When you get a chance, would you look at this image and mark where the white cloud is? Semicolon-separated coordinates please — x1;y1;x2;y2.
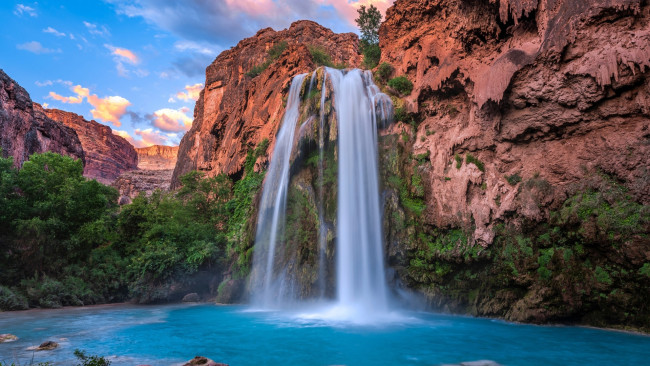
176;83;203;102
83;21;111;37
150;107;193;132
35;80;53;87
47;84;131;127
14;4;37;17
16;41;61;54
43;27;66;37
174;40;220;56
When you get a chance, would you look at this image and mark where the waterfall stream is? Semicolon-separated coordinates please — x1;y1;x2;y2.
252;68;393;320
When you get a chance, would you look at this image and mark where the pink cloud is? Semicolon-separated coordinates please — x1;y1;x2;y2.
47;84;130;127
176;83;203;102
151;107;193;132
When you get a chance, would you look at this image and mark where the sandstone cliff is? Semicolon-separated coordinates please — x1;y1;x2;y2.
136;145;178;170
377;0;650;330
45;109;137;184
379;0;650;245
0;69;84;166
171;20;362;188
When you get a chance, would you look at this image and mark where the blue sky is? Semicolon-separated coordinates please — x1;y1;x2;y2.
0;0;393;147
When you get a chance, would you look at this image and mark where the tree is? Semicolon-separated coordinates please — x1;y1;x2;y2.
355;4;382;45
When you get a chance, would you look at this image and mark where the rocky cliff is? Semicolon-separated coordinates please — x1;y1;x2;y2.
0;69;84;166
171;20;362;188
136;145;178;170
44;109;137;184
376;0;650;330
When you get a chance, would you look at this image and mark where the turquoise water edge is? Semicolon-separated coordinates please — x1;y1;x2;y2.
1;304;649;365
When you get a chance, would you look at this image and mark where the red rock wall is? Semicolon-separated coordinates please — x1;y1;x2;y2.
171;20;362;188
379;0;650;244
45;109;138;184
0;69;85;167
136;145;178;170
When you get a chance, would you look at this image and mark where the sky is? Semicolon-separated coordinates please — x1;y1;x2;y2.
0;0;394;148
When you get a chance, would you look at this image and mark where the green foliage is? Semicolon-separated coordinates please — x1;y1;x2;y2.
355;4;381;44
594;266;613;285
376;62;393;81
505;173;522;186
0;285;28;310
388;76;413;96
308;45;334;67
361;41;381;69
387;175;425;216
245;41;289;78
465;153;485;172
454;154;463;169
74;349;111;366
639;263;650;278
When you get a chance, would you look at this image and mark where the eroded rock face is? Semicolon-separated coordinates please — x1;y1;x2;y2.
136;145;178;170
380;0;650;245
0;70;84;167
44;109;137;184
112;169;174;204
172;20;362;188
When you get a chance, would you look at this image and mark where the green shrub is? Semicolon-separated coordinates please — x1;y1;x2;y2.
267;41;288;59
465;153;485;172
308;45;334;67
595;266;613;285
0;285;28;310
246;41;289;78
376;62;393;81
455;154;463;169
361;41;381;69
639;263;650;278
505;173;522;185
388;76;413;95
74;349;111;366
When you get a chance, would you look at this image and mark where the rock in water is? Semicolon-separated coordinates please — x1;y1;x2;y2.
182;293;200;302
0;334;18;343
35;340;58;351
182;356;228;366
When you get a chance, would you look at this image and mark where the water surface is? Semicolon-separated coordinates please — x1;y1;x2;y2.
0;304;648;365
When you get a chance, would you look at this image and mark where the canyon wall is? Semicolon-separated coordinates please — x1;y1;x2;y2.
0;69;84;166
136;145;178;170
377;0;650;330
171;20;362;188
45;109;138;184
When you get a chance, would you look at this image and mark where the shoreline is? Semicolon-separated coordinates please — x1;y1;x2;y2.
2;301;648;336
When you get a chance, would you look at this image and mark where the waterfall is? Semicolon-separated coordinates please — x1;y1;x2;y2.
251;73;307;306
251;68;392;318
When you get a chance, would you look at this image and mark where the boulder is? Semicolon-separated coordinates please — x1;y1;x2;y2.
182;293;201;303
0;334;18;343
182;356;228;366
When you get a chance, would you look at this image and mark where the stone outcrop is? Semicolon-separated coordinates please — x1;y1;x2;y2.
45;109;138;184
379;0;650;245
0;334;18;343
136;145;178;170
0;69;84;167
171;20;362;188
182;356;228;366
112;169;174;204
377;0;650;330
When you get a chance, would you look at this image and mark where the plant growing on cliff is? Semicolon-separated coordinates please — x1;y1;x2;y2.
308;45;334;67
376;62;393;81
465;153;485;172
245;41;289;78
388;76;413;96
355;4;382;69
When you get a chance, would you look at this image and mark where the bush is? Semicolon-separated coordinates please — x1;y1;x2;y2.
246;41;289;78
308;45;334;67
361;42;381;69
0;285;28;310
376;62;393;81
388;76;413;95
74;349;111;366
505;173;522;185
465;153;485;172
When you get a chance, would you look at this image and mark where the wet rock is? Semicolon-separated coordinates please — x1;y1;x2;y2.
182;293;200;303
182;356;228;366
35;341;58;351
0;334;18;343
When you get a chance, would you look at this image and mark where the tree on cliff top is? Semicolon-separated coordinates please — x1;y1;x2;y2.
355;4;381;45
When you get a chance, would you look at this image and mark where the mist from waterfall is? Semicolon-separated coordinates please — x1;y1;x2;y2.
251;68;393;321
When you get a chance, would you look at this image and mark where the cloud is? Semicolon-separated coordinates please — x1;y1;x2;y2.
88;95;131;127
14;4;37;17
105;45;146;77
16;41;61;54
149;107;193;132
133;128;171;147
42;103;49;109
109;0;394;47
174;40;220;56
172;54;214;77
83;21;111;37
43;27;66;37
176;83;203;102
35;80;53;87
105;45;139;64
46;84;130;127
